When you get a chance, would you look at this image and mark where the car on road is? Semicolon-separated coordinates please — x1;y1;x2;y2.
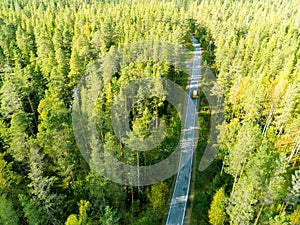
192;89;197;99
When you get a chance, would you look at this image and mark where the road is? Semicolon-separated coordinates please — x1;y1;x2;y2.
166;37;201;225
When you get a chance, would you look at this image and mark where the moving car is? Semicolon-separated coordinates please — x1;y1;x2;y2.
192;89;197;99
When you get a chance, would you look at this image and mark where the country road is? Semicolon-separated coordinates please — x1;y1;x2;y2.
166;37;202;225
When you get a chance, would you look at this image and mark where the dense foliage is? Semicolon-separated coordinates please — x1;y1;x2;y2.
0;0;193;224
0;0;299;224
193;0;300;224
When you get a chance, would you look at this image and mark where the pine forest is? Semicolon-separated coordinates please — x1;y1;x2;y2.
0;0;299;224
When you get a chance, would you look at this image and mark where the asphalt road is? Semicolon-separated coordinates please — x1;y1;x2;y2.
166;37;201;225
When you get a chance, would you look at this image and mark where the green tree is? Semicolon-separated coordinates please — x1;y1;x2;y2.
290;205;300;225
20;140;64;225
208;187;227;225
100;206;120;225
65;200;91;225
147;182;168;217
0;194;20;225
9;112;32;161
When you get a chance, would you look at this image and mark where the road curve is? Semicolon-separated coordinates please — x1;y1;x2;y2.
166;37;201;225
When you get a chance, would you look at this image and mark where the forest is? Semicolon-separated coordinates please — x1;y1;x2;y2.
0;0;299;224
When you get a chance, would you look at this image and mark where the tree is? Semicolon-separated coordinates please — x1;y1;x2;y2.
147;182;168;217
290;205;300;225
20;140;64;225
65;200;91;225
100;206;120;225
268;214;290;225
0;155;10;193
222;121;261;194
227;178;257;225
208;187;227;225
9;112;32;161
285;169;300;211
0;78;23;119
0;194;20;225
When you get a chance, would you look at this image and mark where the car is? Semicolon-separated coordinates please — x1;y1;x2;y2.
192;89;197;98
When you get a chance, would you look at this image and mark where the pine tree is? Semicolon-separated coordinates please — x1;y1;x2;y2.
0;194;20;225
100;206;120;225
65;200;91;225
208;187;227;225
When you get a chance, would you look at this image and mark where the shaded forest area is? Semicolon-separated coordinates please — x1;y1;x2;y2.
0;0;299;225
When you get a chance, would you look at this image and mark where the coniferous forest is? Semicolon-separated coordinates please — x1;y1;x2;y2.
0;0;299;224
